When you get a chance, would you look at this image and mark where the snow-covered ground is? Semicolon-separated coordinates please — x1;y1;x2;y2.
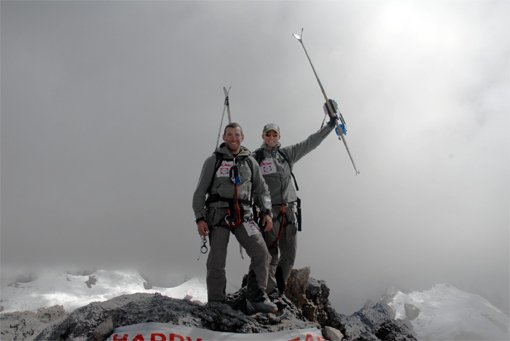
0;269;207;313
388;283;510;340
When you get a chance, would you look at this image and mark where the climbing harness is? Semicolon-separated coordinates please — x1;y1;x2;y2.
269;204;288;250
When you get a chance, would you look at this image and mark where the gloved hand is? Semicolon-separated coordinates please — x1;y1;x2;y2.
323;99;339;118
328;116;339;127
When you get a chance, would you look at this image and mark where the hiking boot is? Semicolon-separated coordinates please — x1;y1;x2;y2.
246;294;278;314
267;290;288;310
267;290;281;301
275;266;286;295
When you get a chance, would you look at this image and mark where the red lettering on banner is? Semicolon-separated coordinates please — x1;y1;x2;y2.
169;334;184;341
113;334;129;341
151;333;166;341
115;331;324;341
305;334;322;341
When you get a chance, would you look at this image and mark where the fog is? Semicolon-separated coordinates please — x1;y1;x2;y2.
1;0;508;314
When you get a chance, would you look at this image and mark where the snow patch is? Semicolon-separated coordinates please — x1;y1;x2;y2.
0;269;207;313
388;283;509;340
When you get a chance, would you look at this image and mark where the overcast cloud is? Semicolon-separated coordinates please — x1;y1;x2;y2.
1;0;508;315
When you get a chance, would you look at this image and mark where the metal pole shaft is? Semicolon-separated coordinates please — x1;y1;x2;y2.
216;86;232;149
298;39;337;121
298;40;329;103
339;134;361;175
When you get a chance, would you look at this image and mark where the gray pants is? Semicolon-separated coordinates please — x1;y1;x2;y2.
263;205;298;293
206;207;270;302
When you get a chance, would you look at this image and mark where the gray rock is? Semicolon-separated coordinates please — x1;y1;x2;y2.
1;305;67;341
323;326;344;340
404;303;420;321
93;316;114;340
85;275;97;288
35;292;319;340
336;302;416;340
284;268;416;341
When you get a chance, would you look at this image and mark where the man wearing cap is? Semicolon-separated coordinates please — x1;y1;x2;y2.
252;117;337;297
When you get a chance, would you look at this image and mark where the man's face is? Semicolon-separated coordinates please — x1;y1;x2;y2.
223;127;244;153
262;130;280;149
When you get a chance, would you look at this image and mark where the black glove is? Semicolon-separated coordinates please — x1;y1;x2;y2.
328;116;339;127
323;99;339;118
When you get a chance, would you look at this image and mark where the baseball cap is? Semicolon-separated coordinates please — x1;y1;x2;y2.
263;123;280;134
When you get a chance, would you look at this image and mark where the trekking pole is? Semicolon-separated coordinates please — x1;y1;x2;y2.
223;86;232;123
215;86;232;149
213;86;247;259
293;28;360;175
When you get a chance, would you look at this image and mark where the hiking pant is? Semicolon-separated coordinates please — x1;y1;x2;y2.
206;207;270;302
263;204;298;294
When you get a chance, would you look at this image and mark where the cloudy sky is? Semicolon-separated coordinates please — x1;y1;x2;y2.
1;0;508;315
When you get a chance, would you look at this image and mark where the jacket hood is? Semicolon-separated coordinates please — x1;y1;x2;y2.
216;143;252;158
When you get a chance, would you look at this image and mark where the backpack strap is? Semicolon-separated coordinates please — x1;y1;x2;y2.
206;151;223;195
276;149;299;191
254;148;264;164
254;147;300;191
206;152;255;203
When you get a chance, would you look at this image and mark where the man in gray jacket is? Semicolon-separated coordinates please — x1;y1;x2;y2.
193;122;277;313
253;117;337;296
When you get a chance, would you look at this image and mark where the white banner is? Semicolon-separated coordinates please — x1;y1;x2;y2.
108;322;326;341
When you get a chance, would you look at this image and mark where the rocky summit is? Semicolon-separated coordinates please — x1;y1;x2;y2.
5;267;416;340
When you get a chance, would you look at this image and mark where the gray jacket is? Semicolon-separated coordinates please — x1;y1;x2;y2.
253;124;334;206
193;144;272;221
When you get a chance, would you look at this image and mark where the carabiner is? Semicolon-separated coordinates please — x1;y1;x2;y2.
200;237;208;254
